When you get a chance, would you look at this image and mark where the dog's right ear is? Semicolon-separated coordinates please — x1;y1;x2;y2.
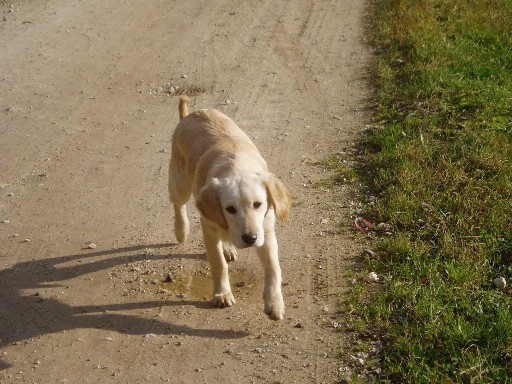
196;179;228;230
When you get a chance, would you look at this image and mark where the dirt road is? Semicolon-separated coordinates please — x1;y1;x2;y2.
0;0;371;382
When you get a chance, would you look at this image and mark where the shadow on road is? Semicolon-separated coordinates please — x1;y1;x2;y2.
0;243;249;370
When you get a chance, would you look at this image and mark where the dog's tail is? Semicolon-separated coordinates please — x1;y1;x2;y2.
178;95;189;120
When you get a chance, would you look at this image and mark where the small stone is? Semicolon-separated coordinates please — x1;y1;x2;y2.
493;277;507;290
22;238;31;243
354;357;365;367
371;341;383;354
362;272;379;283
364;249;376;257
164;273;175;283
87;243;97;249
376;222;392;233
293;323;304;329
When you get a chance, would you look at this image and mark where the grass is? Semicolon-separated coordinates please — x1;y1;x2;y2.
345;0;512;382
314;154;357;188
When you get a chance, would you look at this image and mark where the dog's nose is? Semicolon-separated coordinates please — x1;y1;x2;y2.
241;233;257;246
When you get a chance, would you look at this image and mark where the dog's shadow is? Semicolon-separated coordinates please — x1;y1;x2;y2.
0;243;249;370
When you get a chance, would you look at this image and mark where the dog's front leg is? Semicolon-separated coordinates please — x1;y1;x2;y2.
201;218;236;307
256;225;285;320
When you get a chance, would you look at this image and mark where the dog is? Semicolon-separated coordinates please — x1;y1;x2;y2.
168;96;291;320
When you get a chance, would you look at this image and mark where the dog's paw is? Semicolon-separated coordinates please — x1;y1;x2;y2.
222;243;238;262
174;218;189;243
264;295;285;320
212;291;236;308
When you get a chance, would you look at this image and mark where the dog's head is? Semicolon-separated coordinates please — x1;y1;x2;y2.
196;173;291;248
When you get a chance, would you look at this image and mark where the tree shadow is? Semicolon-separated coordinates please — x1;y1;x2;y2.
0;243;249;370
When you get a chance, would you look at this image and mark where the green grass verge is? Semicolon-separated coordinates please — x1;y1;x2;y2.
350;0;512;382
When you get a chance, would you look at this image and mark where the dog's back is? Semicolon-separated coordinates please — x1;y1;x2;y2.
172;97;264;189
176;96;250;142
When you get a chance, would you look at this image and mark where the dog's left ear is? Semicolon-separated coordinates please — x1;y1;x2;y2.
196;179;229;230
264;174;291;221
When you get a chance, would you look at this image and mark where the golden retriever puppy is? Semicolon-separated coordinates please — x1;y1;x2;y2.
168;96;291;320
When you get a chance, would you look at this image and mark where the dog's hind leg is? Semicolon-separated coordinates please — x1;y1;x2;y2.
173;203;189;243
168;154;191;243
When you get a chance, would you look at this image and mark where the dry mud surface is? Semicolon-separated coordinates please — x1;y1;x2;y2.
0;1;372;382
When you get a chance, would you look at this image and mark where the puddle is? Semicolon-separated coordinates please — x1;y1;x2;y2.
162;269;257;300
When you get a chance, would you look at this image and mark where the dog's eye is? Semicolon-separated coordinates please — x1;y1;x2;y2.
253;202;262;209
226;206;237;214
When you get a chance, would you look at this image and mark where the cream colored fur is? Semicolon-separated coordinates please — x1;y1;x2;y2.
168;96;291;320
